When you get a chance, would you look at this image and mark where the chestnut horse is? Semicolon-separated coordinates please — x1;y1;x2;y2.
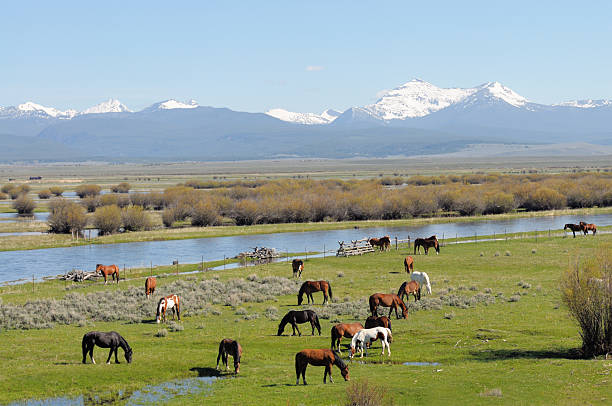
156;294;180;323
414;235;439;255
579;221;597;235
216;338;242;374
96;264;119;284
404;256;414;274
144;277;156;299
364;315;392;332
564;223;582;238
330;322;363;353
369;293;408;319
298;280;333;305
369;235;391;251
295;349;349;385
397;280;420;302
292;259;304;278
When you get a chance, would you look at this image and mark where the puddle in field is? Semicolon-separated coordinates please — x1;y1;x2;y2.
10;376;220;406
0;232;45;237
403;362;441;366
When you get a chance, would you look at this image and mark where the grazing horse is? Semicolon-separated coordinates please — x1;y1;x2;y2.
369;235;391;252
295;349;349;385
298;280;333;305
564;223;582;238
410;271;432;296
216;338;243;374
414;235;439;255
144;277;156;299
330;322;363;353
82;331;132;364
369;293;408;319
350;327;392;358
278;310;321;336
398;280;421;302
579;222;597;235
404;256;414;274
156;294;180;323
292;259;304;278
96;264;119;284
364;316;392;332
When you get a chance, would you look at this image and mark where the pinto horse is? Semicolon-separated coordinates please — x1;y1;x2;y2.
292;259;304;278
144;277;156;299
397;280;420;302
414;235;439;255
82;331;132;364
404;256;414;274
156;294;180;323
564;223;582;238
298;280;333;305
278;310;321;336
410;271;432;296
216;338;243;374
295;349;349;385
330;322;363;353
369;235;391;252
369;293;408;319
96;264;119;284
579;222;597;235
350;327;392;358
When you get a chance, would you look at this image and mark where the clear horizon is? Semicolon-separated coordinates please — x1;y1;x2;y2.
2;1;611;113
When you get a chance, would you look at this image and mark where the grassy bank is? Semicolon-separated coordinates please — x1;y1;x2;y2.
0;233;611;404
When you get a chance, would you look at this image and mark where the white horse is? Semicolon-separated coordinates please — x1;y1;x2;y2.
411;271;432;296
156;294;181;323
350;327;392;358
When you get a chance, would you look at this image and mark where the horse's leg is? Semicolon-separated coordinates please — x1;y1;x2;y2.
310;319;316;336
302;364;307;385
106;348;113;364
224;352;229;370
115;346;120;363
90;346;96;364
323;290;328;305
388;306;393;319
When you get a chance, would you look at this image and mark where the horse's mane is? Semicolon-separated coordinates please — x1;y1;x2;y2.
332;351;347;369
119;334;131;352
156;297;165;317
298;282;308;296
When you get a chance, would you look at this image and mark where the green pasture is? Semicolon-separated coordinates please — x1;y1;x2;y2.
0;234;611;405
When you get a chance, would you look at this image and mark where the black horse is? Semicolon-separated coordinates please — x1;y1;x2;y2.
414;235;440;255
277;310;321;336
564;223;582;238
82;331;132;364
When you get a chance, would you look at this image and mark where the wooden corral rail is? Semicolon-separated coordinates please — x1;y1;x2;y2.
336;239;375;257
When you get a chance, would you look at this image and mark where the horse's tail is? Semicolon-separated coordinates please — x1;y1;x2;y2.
369;295;376;314
327;281;333;300
386;328;393;343
331;326;338;349
397;282;405;298
216;340;224;366
313;313;321;334
424;273;432;294
387;318;392;333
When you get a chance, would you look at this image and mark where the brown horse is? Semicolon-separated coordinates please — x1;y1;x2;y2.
96;264;119;284
579;222;597;235
364;315;392;332
414;235;439;255
369;235;391;251
144;277;156;299
397;280;420;302
330;322;363;353
564;223;582;238
404;256;414;274
292;259;304;278
298;280;333;305
369;293;408;319
216;338;243;374
295;349;349;385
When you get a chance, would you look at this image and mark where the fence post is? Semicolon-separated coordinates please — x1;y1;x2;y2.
305;248;308;261
32;274;34;293
505;228;507;241
475;232;477;243
456;233;458;245
223;255;226;270
150;261;153;276
408;236;411;249
442;233;445;247
493;232;495;241
395;237;398;250
323;244;326;259
201;256;204;271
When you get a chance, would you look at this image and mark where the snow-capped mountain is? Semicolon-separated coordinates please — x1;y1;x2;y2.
554;99;612;108
0;102;78;119
82;99;131;114
266;108;341;124
143;99;199;112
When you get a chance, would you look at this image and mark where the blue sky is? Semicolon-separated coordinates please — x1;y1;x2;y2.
2;1;611;113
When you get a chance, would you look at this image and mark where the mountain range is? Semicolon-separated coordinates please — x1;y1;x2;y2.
1;80;611;162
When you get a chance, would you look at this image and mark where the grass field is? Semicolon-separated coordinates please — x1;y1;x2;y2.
1;233;611;405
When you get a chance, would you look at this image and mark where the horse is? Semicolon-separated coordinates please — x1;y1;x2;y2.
278;310;321;336
216;338;243;374
397;280;421;302
330;322;363;353
82;331;132;364
564;223;582;238
404;256;414;274
413;235;439;255
96;264;119;284
295;349;349;385
350;327;392;358
369;293;408;319
156;294;180;323
364;316;392;332
410;271;432;296
292;259;304;278
144;277;156;299
579;221;597;235
298;280;333;305
369;235;391;252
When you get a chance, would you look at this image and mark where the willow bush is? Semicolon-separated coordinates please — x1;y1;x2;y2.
121;205;153;231
49;186;64;196
93;205;122;235
75;184;102;198
13;194;36;216
48;198;87;234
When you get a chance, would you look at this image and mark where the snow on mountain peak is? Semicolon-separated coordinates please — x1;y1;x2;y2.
83;99;131;115
158;99;199;110
17;101;77;119
266;108;339;124
476;81;527;107
554;99;612;108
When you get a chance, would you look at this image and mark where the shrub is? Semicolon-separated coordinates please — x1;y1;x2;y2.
480;388;503;398
48;199;88;234
561;247;612;357
167;321;184;332
483;191;515;214
1;184;15;194
49;186;64;196
93;205;122;235
508;295;521;302
13;194;36;216
81;196;100;212
162;207;178;227
0;192;7;200
99;194;119;207
155;329;168;337
9;184;30;199
37;190;52;199
345;378;392;406
75;184;102;198
111;182;131;193
190;200;220;226
521;187;565;211
505;251;511;256
121;205;153;231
